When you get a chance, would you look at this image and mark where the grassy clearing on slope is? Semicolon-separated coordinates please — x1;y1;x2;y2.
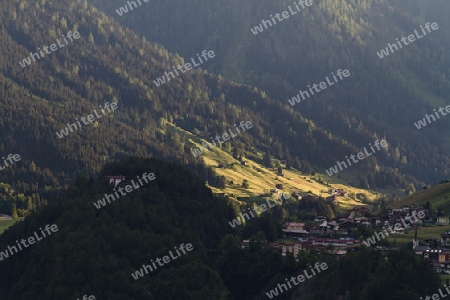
440;274;450;286
0;218;21;235
165;122;383;206
386;224;450;244
391;182;450;214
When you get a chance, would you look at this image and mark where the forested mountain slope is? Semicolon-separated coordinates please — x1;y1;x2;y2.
0;157;232;299
89;0;450;185
0;157;440;299
1;1;448;299
0;0;427;196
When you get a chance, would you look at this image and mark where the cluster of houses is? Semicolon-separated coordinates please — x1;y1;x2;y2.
328;188;348;197
269;185;284;195
417;248;450;274
388;206;430;222
438;217;450;226
326;188;348;202
265;214;365;257
241;205;438;258
236;188;450;275
415;227;450;273
375;232;450;274
240;211;364;256
441;231;450;247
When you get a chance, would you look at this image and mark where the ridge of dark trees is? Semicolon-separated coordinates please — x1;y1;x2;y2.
0;157;440;299
0;0;427;201
89;0;450;186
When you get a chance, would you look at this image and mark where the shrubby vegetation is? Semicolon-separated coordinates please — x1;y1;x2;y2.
0;182;47;218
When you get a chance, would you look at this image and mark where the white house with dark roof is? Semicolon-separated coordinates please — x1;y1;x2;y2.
282;222;309;236
107;175;125;187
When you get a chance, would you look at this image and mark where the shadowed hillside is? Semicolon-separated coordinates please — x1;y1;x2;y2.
89;0;450;186
0;157;232;299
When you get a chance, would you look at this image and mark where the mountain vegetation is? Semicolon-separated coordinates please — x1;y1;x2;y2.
391;180;450;213
89;0;450;186
0;181;48;220
0;157;440;299
0;157;233;299
1;0;450;298
0;0;432;204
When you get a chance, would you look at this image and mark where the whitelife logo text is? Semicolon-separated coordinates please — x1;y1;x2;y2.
265;262;328;298
362;211;425;247
376;22;439;59
153;50;215;87
0;224;58;261
287;69;350;107
18;31;81;68
250;0;313;35
414;105;450;129
115;0;149;16
420;285;450;300
191;121;253;158
93;172;155;209
0;154;21;172
131;243;193;280
77;296;95;300
56;102;118;139
228;193;290;228
325;139;388;176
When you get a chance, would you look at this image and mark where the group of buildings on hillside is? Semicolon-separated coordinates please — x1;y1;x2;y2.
414;229;450;274
242;205;440;258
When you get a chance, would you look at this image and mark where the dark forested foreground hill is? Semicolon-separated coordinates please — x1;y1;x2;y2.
89;0;450;185
1;0;449;299
0;157;441;300
0;157;232;299
0;0;435;197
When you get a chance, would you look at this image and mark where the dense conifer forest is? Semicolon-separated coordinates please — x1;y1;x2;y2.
90;0;450;186
0;158;441;299
1;0;444;198
1;0;450;299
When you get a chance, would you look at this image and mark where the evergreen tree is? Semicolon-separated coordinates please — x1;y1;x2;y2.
218;176;226;189
242;179;249;189
294;156;302;170
301;160;312;174
26;197;33;211
263;150;271;168
29;161;37;173
232;147;238;159
359;177;369;189
11;203;18;219
285;147;292;164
